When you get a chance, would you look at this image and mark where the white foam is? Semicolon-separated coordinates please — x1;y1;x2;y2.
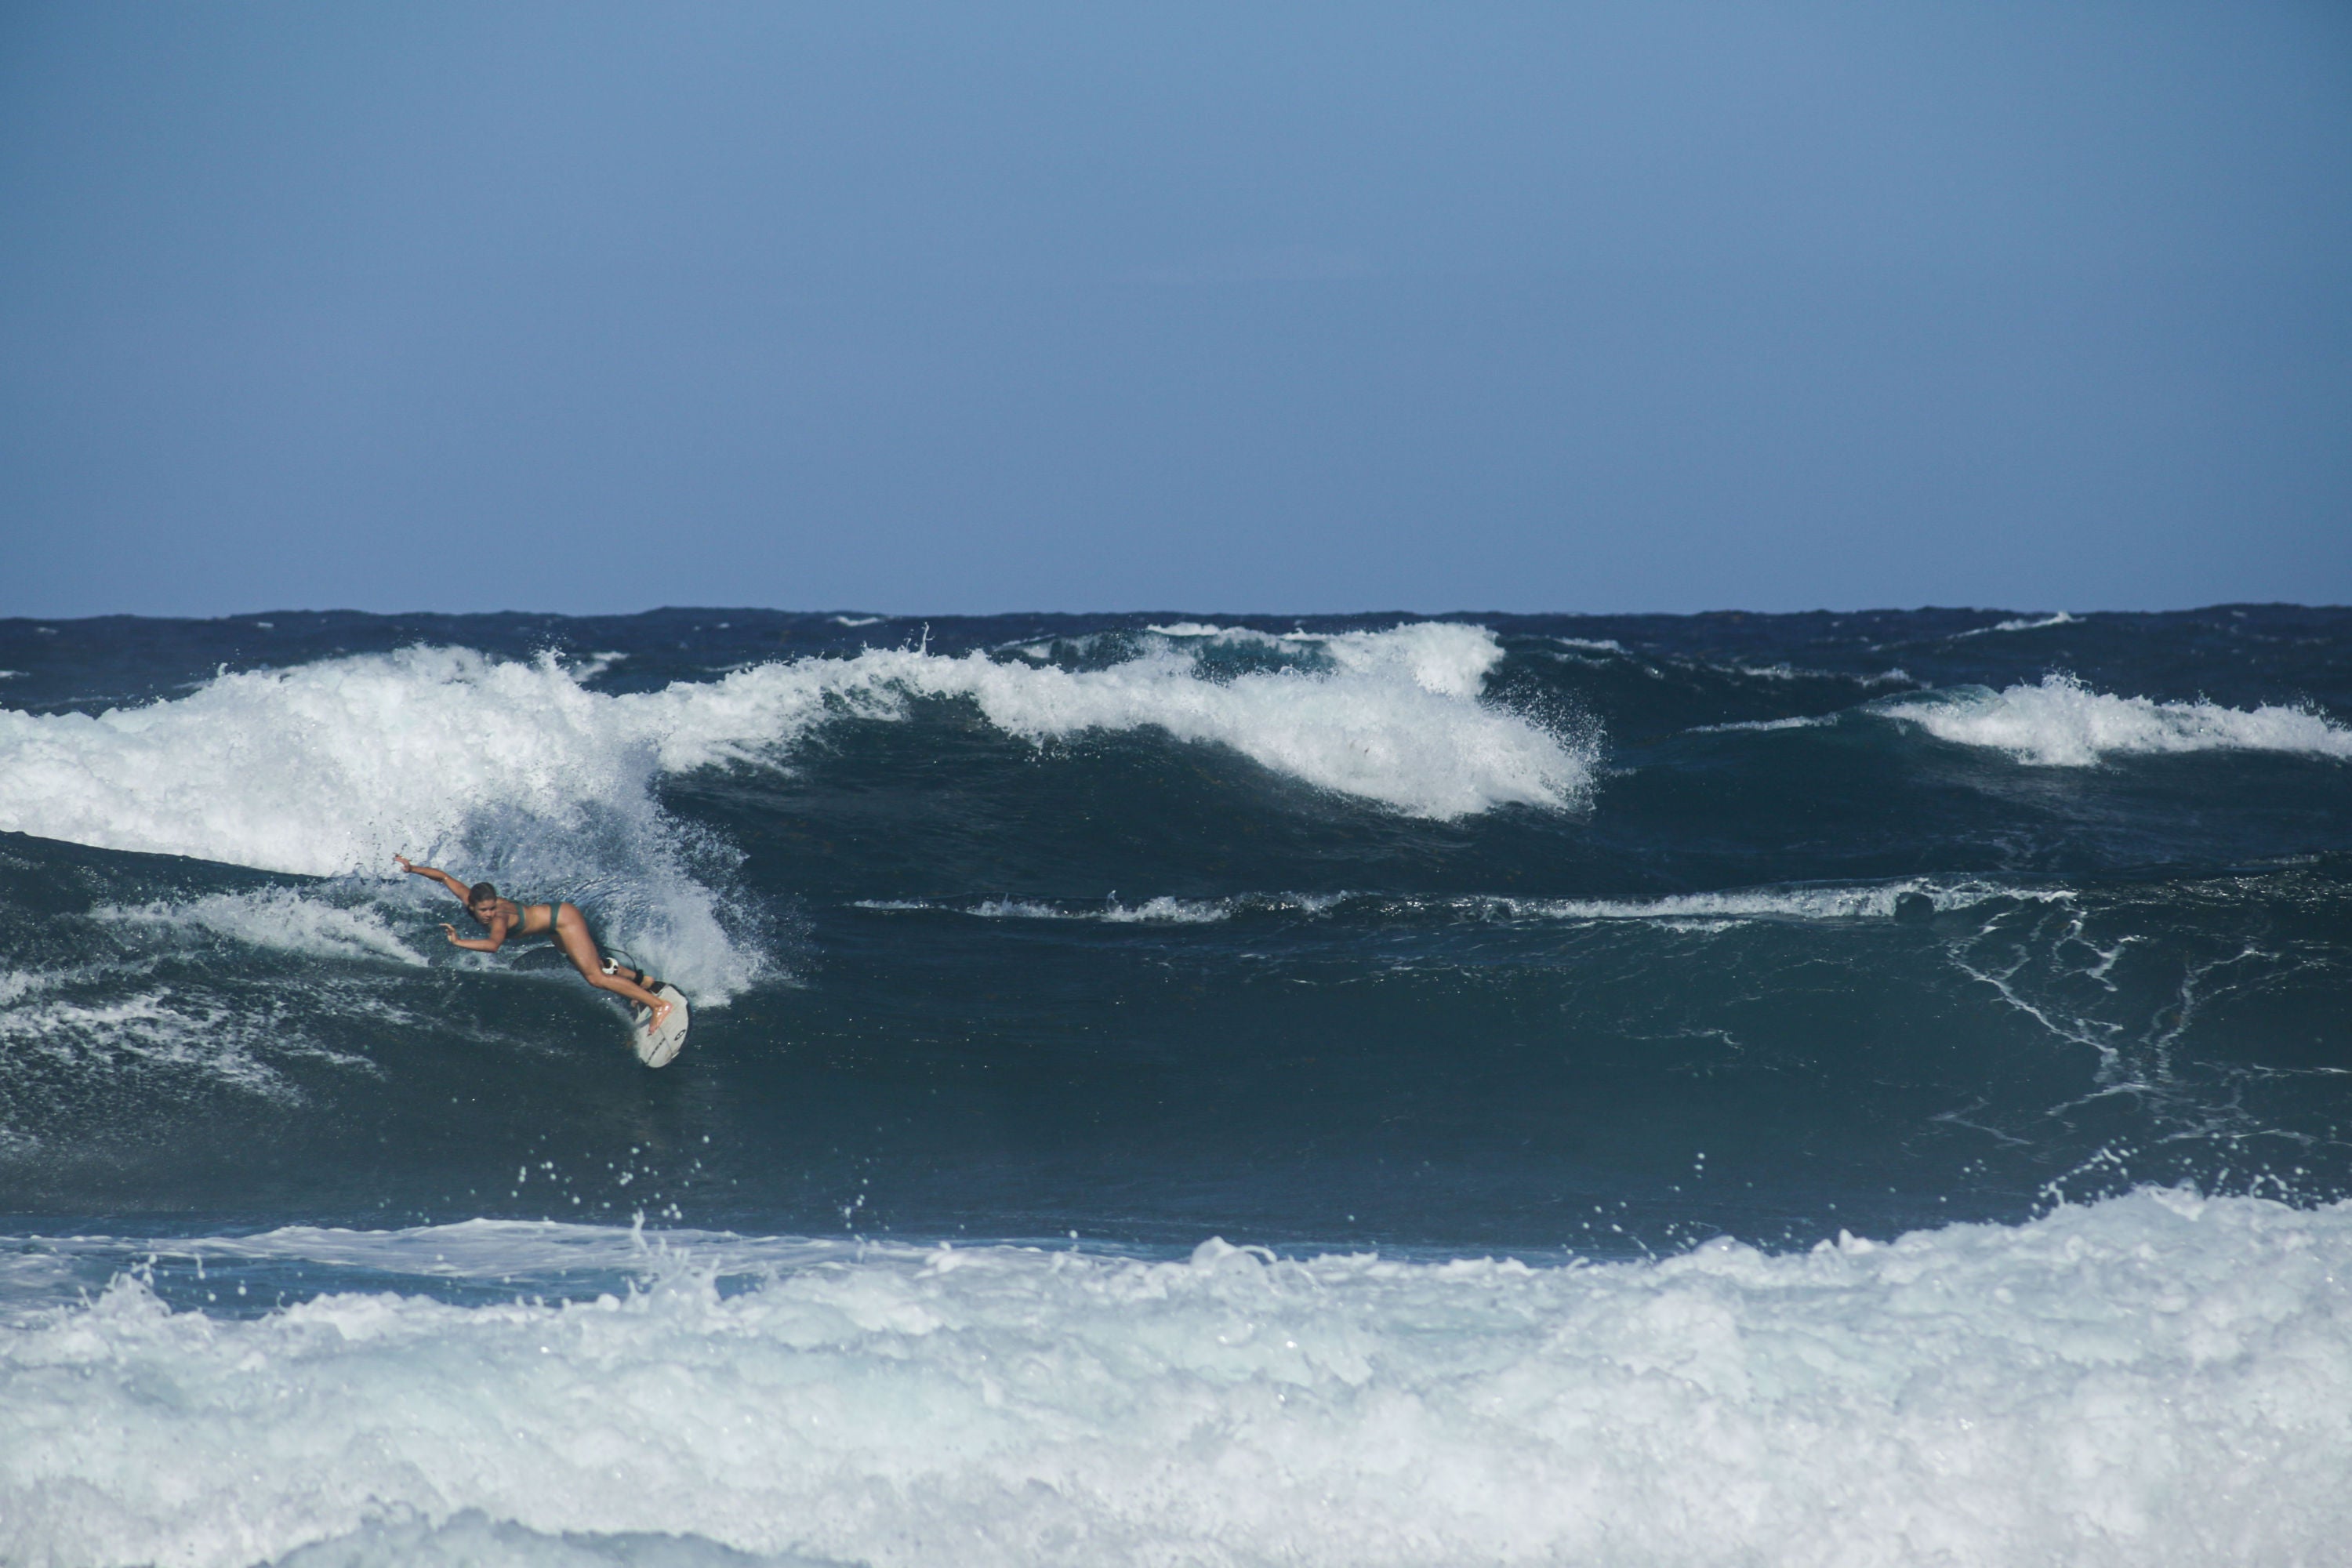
0;904;431;1105
572;651;630;680
1689;713;1838;735
0;648;763;1000
0;895;545;1127
1138;619;1510;701
1886;673;2352;767
2;1189;2347;1568
0;627;1584;880
0;985;355;1103
0;632;1584;997
855;892;1361;924
1950;612;2079;639
97;890;429;968
854;881;2060;928
965;897;1065;920
0;648;645;875
1484;877;2069;924
1007;895;1235;923
841;630;1578;816
1097;895;1232;924
938;894;1250;924
1696;659;1916;688
267;1512;830;1566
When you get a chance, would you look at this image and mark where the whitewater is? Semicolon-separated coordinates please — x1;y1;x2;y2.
0;624;1585;1003
5;1191;2350;1568
1;604;2347;1566
0;622;1582;870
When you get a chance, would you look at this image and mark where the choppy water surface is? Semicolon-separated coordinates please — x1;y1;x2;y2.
2;606;2347;1566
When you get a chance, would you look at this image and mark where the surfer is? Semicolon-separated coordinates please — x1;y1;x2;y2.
394;855;673;1029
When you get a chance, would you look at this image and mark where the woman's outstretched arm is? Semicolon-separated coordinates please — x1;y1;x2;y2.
396;855;471;902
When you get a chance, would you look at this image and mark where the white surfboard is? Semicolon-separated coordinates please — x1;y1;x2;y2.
631;982;691;1068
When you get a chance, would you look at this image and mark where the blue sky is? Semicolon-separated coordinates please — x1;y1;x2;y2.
4;2;2347;616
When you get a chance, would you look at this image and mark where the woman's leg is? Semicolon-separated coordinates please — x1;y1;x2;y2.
554;905;670;1022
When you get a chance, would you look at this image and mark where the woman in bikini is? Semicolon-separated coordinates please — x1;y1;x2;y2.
395;855;673;1030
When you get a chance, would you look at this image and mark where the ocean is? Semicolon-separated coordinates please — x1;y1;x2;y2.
1;605;2347;1566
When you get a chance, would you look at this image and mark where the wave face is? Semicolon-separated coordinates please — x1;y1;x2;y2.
2;603;2349;1564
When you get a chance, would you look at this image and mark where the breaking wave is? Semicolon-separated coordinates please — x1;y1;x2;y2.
2;1189;2346;1568
0;625;1591;1000
1886;673;2352;767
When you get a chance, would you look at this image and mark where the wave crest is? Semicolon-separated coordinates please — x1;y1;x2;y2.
0;626;1588;996
644;621;1586;817
1885;673;2352;767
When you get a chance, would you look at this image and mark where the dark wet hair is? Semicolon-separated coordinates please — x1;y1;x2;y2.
468;882;499;907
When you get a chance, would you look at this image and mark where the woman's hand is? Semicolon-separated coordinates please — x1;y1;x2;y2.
441;923;460;943
396;855;420;874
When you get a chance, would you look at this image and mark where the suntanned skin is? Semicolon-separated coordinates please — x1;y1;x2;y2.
395;855;672;1029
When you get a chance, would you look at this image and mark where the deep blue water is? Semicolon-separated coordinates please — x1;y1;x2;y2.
6;606;2352;1568
2;604;2345;1259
